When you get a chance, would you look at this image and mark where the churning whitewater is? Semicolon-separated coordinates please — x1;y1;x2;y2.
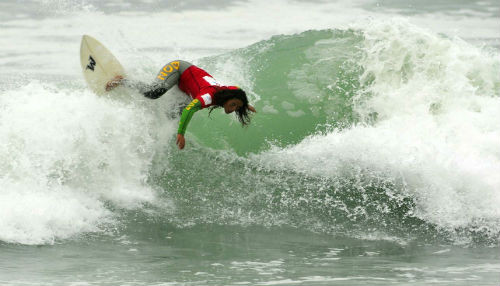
1;0;500;284
1;18;499;246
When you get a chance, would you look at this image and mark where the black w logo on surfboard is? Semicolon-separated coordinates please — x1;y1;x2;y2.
86;55;96;71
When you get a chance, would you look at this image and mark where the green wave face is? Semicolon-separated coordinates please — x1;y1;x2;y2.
189;29;364;154
156;22;500;245
3;21;498;246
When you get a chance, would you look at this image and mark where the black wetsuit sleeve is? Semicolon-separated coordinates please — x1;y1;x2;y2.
121;79;166;99
143;86;168;99
123;60;192;99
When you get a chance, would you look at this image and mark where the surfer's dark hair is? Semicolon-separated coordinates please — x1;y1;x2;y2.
209;88;251;126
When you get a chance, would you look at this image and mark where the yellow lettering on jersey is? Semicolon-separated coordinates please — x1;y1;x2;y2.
186;99;199;111
171;61;180;70
163;65;173;73
157;71;168;80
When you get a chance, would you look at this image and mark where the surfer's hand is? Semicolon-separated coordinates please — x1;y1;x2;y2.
105;75;124;91
248;105;257;113
176;134;185;150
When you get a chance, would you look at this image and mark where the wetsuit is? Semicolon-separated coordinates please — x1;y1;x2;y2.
126;60;238;135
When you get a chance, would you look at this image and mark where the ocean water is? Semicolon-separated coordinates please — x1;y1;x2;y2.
1;0;499;285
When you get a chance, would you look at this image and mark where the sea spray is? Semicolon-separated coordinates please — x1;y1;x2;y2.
0;81;176;244
1;19;498;246
158;19;500;244
249;19;500;243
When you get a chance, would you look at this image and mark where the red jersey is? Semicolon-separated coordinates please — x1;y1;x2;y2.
178;65;239;109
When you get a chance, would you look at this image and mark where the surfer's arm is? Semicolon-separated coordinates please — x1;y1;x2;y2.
108;78;168;99
143;86;168;99
177;99;202;149
125;79;168;99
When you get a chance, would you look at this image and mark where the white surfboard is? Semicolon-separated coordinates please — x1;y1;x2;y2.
80;35;125;95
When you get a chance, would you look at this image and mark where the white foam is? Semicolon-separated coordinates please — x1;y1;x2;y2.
0;81;176;244
1;1;499;243
256;19;500;235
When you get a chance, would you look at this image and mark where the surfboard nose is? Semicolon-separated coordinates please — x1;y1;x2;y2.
81;35;94;42
80;35;125;95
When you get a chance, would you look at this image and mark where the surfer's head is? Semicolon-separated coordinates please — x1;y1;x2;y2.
212;87;252;126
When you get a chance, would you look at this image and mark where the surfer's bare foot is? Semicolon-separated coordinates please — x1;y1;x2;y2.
105;75;124;91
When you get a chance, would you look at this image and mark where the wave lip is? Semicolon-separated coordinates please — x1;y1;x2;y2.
2;18;499;245
249;19;500;243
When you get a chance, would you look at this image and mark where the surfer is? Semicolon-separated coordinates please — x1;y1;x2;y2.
106;60;256;150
